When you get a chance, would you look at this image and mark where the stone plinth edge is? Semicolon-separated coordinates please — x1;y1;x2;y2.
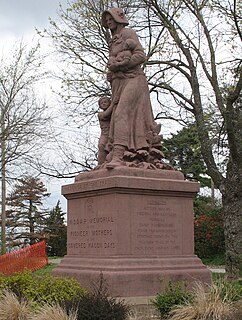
63;168;199;199
75;167;184;182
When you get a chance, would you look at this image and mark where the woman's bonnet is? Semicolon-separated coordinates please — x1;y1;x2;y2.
102;8;129;28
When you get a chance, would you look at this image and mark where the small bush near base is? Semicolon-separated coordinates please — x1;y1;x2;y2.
169;280;242;320
29;304;77;320
62;273;131;320
0;270;86;305
0;290;31;320
152;279;193;319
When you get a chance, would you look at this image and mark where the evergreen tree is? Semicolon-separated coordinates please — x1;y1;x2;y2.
163;124;211;187
6;176;50;248
45;200;67;257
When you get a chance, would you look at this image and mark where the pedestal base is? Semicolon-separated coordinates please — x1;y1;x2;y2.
54;168;211;297
54;255;210;297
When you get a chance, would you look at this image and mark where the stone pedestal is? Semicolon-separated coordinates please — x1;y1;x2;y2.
54;168;211;297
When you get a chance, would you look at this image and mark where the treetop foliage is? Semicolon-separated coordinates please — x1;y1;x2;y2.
45;200;67;256
163;123;211;187
6;176;50;247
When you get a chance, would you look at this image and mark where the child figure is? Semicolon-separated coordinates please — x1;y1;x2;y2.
97;96;113;165
108;38;136;69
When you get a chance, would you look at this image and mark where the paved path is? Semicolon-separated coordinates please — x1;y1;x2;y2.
48;258;62;264
208;266;225;273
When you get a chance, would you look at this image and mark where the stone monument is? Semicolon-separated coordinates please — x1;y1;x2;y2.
54;7;211;297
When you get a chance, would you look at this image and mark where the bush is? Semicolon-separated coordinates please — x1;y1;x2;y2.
194;196;225;258
169;280;242;320
29;304;77;320
0;290;31;320
152;279;193;319
62;273;131;320
194;211;225;258
212;278;242;302
0;270;86;304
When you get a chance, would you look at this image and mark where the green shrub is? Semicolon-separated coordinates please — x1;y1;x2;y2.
152;279;193;319
62;273;131;320
193;196;225;259
194;211;225;258
0;270;86;304
212;278;242;302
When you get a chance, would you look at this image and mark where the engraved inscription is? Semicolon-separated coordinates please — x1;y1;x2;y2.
68;216;114;225
133;200;181;254
68;205;116;254
64;179;109;193
70;229;113;237
68;242;116;249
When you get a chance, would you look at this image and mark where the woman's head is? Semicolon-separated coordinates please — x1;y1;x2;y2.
105;14;118;32
102;8;129;29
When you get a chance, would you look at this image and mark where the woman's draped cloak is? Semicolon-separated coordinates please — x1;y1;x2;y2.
107;27;155;152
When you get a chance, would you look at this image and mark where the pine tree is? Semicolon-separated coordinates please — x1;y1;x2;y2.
44;200;67;257
6;176;50;248
163;124;211;188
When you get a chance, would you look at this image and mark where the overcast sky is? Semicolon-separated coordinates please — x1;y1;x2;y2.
0;0;68;41
0;0;71;211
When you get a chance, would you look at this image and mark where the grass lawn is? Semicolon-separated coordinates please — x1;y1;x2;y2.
34;259;57;275
201;253;225;266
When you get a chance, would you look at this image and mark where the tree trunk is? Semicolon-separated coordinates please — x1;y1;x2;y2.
1;166;6;255
222;161;242;278
1;111;6;255
29;200;35;245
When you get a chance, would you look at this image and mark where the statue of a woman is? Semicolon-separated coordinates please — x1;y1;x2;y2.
101;8;166;170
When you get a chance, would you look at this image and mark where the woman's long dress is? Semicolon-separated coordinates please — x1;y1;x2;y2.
107;27;155;152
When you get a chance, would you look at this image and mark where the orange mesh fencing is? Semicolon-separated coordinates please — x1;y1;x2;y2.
0;241;48;275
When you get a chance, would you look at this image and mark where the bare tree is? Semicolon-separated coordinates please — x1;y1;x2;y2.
0;41;51;254
141;0;242;278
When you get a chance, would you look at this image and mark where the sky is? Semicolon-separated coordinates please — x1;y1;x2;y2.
0;0;70;211
0;0;67;40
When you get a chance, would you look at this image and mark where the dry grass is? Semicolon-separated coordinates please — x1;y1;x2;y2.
29;304;77;320
128;306;160;320
169;281;241;320
0;290;31;320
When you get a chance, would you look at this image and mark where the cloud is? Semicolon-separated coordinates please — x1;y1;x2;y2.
0;0;67;37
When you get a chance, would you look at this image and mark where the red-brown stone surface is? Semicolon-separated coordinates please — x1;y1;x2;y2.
54;168;211;297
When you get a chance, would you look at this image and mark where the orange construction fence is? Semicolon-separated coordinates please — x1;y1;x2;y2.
0;241;48;275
